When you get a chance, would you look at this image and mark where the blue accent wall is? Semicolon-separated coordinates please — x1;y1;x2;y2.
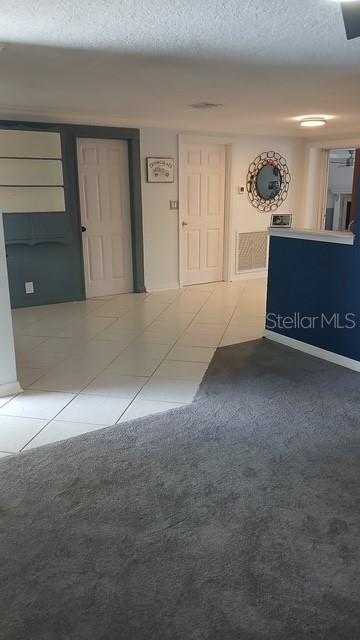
4;217;84;308
3;125;85;308
1;121;144;309
266;235;360;362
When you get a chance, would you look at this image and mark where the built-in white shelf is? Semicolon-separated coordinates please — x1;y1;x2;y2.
0;130;65;214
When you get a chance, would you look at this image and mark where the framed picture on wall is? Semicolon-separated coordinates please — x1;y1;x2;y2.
270;213;293;228
146;157;174;183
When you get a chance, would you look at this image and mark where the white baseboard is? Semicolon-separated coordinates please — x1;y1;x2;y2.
145;282;180;292
264;330;360;373
0;381;22;397
146;272;268;291
232;269;268;281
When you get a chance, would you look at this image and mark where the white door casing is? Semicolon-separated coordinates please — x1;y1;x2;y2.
180;142;226;286
77;138;133;298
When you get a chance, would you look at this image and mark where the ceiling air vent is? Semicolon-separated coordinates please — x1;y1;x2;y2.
189;102;223;109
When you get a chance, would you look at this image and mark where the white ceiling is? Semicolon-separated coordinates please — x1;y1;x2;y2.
1;0;360;136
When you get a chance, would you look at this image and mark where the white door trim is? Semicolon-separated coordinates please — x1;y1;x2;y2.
318;149;330;230
178;134;233;288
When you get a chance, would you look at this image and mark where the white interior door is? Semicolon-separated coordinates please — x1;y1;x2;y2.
180;142;226;286
77;138;133;298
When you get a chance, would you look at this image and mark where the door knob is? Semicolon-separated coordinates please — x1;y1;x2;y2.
81;226;87;233
182;221;188;227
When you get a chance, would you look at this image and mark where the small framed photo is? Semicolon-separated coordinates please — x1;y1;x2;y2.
146;157;174;183
270;213;293;228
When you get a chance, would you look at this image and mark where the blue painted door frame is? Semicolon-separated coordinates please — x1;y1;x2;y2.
1;120;145;308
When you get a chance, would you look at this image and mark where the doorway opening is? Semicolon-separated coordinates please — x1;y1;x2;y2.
76;138;133;298
324;148;355;231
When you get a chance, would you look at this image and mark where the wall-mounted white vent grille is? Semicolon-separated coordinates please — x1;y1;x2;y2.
235;231;268;273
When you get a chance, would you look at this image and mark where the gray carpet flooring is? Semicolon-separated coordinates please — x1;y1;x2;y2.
1;338;360;640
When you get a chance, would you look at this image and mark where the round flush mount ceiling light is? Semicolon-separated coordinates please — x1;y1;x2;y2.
300;117;327;128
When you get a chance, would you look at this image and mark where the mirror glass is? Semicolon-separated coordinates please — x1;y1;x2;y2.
256;164;282;200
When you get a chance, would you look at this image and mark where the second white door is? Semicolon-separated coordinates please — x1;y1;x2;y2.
77;138;133;298
180;142;226;286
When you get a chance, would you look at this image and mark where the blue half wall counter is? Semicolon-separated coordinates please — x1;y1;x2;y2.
265;227;360;371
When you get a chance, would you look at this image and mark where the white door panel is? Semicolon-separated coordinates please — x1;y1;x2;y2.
180;143;226;285
77;138;133;298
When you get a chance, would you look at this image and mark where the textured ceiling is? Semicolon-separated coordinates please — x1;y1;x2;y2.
1;0;360;135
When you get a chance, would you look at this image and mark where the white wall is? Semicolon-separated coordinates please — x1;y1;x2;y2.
140;129;179;290
0;214;20;396
140;127;305;290
302;147;325;229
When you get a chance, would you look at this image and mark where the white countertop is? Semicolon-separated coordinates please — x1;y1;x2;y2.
268;227;355;246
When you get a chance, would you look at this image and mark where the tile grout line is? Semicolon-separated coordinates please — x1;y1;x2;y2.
22;281;240;439
22;296;174;393
114;285;219;421
18;296;177;450
13;296;122;382
82;301;189;423
217;282;249;346
170;283;245;350
12;281;258;451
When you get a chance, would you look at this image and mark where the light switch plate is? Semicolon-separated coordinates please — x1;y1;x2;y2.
25;281;34;294
169;200;179;210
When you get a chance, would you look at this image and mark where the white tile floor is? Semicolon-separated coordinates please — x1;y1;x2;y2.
0;278;266;454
